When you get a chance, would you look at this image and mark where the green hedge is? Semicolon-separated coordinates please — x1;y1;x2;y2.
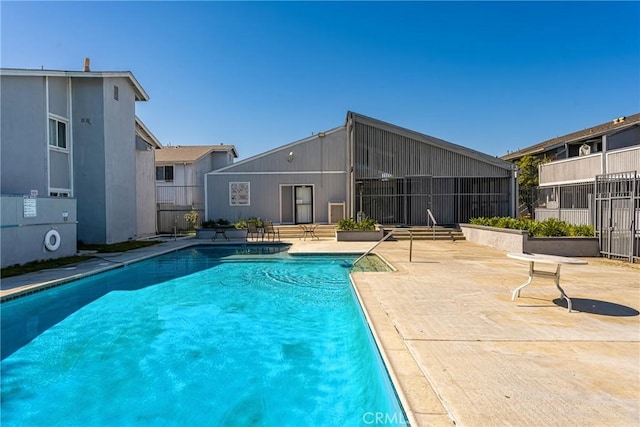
469;217;595;237
337;217;377;231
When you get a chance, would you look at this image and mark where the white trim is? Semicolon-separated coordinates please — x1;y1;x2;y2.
135;116;163;149
204;173;208;220
539;178;595;187
210;170;347;176
68;77;74;197
45;76;50;195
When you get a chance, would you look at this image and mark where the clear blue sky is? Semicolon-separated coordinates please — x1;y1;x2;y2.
2;1;639;159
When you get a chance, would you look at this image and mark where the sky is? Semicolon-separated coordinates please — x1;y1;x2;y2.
2;1;639;160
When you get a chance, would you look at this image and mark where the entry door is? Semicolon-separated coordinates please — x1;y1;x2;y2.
295;186;313;224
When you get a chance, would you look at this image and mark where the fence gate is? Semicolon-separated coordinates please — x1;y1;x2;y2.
595;171;639;263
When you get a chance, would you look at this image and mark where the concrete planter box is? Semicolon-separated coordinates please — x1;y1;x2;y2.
335;229;384;242
195;228;248;240
459;224;599;257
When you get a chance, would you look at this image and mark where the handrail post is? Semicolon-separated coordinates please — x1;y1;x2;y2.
409;230;413;262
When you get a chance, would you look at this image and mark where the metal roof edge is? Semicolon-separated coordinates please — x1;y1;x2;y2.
347;111;514;171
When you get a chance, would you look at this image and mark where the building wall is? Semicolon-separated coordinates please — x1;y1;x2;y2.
352;120;511;179
136;136;157;237
72;78;107;243
211;151;234;170
102;77;137;243
0;196;77;268
608;127;640;151
351;115;515;223
206;129;348;223
0;76;48;196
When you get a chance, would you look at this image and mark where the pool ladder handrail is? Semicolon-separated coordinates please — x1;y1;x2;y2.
352;230;395;267
426;209;437;240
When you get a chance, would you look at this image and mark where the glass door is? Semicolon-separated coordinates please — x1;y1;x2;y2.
295;186;313;224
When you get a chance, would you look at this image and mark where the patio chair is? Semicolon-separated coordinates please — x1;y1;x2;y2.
246;220;263;241
263;220;280;241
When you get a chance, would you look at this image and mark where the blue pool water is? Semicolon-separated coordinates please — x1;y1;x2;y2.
1;246;406;426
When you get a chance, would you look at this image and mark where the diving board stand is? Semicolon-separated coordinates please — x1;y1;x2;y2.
507;253;588;312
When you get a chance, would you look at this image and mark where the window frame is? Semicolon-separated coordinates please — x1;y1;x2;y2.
48;115;69;151
156;165;174;182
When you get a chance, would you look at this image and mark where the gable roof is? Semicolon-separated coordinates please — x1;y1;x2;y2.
501;113;640;161
155;145;238;164
347;111;515;171
0;67;149;101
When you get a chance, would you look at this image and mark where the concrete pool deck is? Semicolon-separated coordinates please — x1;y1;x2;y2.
2;237;639;426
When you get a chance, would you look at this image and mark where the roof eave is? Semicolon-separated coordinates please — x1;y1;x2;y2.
0;68;149;101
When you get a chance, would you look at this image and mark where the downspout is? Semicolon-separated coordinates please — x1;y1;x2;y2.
347;114;355;219
512;164;519;218
204;171;208;222
601;134;607;174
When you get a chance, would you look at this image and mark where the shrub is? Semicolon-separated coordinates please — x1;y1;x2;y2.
469;216;594;237
337;217;376;231
337;218;357;231
234;217;263;229
201;218;232;228
184;209;199;230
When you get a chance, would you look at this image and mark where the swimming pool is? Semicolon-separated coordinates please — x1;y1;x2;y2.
1;246;406;426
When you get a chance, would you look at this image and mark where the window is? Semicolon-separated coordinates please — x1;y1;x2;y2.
49;118;67;149
114;85;119;101
156;165;174;181
49;191;70;197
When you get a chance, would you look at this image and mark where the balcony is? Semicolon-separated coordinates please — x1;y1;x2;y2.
539;146;639;185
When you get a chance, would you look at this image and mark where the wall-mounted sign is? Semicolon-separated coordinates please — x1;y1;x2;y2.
23;197;37;218
229;182;250;206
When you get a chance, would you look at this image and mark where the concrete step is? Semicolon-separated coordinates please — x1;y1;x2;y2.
387;227;465;241
276;225;337;239
273;225;465;241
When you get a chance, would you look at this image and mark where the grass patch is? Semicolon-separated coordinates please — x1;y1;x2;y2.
78;240;161;253
1;255;95;278
2;240;162;278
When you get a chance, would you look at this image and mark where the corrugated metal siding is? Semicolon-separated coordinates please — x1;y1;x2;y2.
352;120;513;224
353;122;510;178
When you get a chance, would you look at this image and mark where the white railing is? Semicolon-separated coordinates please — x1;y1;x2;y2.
539;154;602;185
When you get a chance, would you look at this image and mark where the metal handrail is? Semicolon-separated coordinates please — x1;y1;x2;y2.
351;230;395;267
427;209;437;240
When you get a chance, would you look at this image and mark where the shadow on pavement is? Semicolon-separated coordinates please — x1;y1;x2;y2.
553;298;640;316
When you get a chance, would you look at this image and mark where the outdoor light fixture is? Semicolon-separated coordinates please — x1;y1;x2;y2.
287;151;294;162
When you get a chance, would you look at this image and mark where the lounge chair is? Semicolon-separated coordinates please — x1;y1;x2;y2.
263;220;280;241
246;220;263;241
